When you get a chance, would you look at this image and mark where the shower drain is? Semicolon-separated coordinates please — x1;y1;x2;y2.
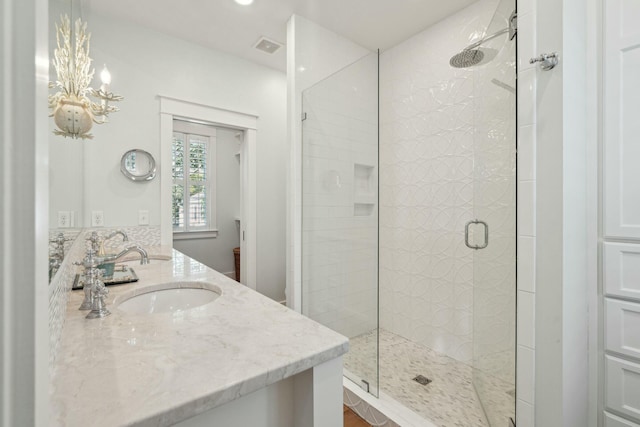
412;375;432;386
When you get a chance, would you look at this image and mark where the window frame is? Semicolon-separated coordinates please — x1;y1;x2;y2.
172;119;218;239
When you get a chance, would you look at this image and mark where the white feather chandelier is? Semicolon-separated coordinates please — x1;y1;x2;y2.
49;15;123;140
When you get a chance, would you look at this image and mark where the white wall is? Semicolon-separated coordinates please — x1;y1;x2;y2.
67;13;287;301
379;0;498;365
173;127;241;275
48;0;83;229
1;0;49;425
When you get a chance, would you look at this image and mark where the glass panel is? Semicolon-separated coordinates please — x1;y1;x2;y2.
188;184;207;228
189;136;208;181
472;0;517;424
172;132;185;180
172;184;184;229
301;52;379;396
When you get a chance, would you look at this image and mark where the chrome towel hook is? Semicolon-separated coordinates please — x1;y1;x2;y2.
530;52;559;70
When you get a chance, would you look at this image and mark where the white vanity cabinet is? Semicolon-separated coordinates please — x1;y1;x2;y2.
602;0;640;425
603;245;640;425
50;249;348;427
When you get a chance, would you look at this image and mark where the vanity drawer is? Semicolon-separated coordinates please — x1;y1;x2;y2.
605;412;640;427
605;242;640;301
606;298;640;360
606;355;640;422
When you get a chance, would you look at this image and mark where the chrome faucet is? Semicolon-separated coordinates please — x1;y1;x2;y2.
49;232;68;279
103;245;149;265
75;249;111;318
104;229;129;243
87;230;129;254
76;239;149;318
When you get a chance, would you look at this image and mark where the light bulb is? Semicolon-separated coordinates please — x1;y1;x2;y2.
100;65;112;85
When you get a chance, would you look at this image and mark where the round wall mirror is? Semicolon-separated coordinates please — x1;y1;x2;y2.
120;149;157;181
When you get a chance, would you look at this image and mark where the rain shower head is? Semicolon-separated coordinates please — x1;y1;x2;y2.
450;49;484;68
450;47;498;68
449;10;517;69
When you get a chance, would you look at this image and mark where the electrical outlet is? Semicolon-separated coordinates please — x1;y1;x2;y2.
91;210;104;227
69;211;75;228
57;211;70;228
138;210;149;226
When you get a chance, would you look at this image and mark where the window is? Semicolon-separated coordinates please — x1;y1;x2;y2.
172;120;217;237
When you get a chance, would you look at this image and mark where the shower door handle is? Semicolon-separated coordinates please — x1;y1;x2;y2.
465;220;489;250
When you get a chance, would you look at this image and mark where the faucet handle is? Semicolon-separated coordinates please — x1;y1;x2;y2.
85;231;103;252
75;249;104;269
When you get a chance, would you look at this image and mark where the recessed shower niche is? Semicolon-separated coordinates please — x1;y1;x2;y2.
353;163;375;217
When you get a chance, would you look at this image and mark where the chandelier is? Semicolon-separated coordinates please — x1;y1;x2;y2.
48;15;123;140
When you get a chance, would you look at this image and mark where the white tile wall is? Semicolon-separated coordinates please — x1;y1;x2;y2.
518;236;536;292
287;15;371;312
301;54;379;339
517;291;536;350
516;0;537;425
517;345;535;405
516;399;535;426
518;125;536;181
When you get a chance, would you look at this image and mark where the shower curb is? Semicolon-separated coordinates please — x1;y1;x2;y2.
343;379;437;427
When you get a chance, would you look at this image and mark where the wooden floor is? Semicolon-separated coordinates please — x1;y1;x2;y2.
344;405;372;427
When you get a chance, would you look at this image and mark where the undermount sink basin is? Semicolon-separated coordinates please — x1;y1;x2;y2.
117;283;220;315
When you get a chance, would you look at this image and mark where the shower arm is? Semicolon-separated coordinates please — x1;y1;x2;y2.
463;27;510;51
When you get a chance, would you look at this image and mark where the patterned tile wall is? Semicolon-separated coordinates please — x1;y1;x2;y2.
379;1;497;364
48;226;161;371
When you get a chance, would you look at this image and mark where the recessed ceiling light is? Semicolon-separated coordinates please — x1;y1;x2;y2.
234;0;254;5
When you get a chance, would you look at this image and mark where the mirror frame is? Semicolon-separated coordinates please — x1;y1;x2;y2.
120;149;157;181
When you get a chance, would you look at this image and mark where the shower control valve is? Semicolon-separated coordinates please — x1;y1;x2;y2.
530;52;559;71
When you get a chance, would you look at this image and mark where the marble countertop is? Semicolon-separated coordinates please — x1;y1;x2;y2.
50;249;349;427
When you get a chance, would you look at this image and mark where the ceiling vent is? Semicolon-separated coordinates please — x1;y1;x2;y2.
253;37;283;54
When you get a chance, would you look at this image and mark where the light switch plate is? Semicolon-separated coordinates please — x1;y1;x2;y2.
91;210;104;227
138;210;149;226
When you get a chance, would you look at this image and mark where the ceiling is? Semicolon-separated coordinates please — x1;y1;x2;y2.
86;0;478;72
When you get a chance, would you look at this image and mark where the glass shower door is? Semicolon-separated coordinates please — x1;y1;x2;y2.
471;0;517;424
301;52;379;396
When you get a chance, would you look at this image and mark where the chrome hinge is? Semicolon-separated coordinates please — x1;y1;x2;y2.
509;11;517;40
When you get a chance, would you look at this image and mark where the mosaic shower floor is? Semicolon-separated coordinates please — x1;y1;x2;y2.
344;329;514;427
